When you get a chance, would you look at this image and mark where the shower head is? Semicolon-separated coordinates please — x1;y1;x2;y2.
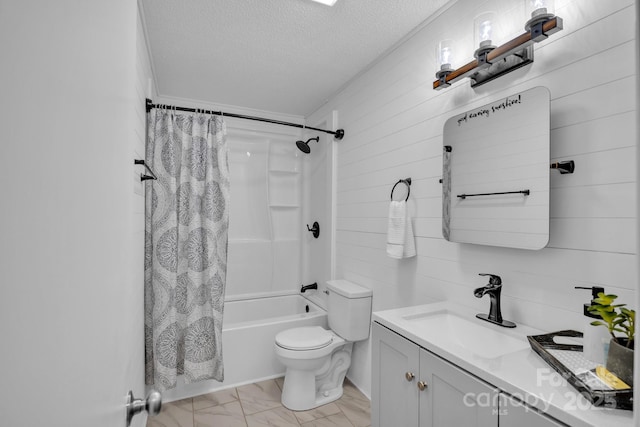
296;139;311;153
295;136;319;154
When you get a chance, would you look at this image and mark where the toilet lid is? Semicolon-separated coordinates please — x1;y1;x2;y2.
275;326;333;350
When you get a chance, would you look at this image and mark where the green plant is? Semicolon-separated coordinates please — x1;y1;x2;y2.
588;293;635;349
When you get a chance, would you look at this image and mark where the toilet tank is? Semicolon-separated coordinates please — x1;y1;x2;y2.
327;279;373;341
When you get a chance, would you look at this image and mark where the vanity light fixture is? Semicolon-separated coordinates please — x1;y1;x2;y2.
434;0;562;90
308;0;338;6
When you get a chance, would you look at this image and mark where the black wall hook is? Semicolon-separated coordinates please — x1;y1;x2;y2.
134;159;157;181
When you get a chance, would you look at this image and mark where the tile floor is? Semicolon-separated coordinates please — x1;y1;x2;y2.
147;377;371;427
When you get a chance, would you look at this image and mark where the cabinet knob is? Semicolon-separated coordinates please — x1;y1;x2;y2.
405;372;415;381
417;380;428;391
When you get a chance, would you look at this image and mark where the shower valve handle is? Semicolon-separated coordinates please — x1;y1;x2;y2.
306;222;320;238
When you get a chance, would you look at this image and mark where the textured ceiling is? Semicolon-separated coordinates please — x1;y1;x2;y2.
141;0;451;116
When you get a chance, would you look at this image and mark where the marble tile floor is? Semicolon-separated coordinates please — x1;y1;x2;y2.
147;377;371;427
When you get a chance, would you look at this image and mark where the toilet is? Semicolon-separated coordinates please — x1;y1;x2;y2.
274;279;373;411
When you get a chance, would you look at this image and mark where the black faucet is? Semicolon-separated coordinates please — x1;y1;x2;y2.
474;274;516;328
301;282;318;293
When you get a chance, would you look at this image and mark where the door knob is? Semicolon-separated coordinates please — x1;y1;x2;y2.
417;381;428;391
126;390;162;427
405;372;415;381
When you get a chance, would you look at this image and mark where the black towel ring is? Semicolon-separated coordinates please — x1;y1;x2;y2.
390;178;412;201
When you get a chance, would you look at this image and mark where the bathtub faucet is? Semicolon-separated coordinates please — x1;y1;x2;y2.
301;282;318;293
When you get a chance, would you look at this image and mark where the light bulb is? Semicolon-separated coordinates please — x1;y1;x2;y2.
480;20;492;42
436;40;454;70
442;47;451;64
474;12;497;48
526;0;554;17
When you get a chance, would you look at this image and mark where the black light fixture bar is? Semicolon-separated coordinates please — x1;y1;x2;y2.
434;16;563;90
146;99;345;140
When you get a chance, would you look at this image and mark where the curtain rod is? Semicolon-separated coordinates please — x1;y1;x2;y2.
146;99;344;140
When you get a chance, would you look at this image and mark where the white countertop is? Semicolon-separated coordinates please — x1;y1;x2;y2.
372;302;634;427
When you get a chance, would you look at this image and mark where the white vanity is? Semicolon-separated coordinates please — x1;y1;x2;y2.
371;303;634;427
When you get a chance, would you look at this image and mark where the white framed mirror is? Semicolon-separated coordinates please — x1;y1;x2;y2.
442;86;550;250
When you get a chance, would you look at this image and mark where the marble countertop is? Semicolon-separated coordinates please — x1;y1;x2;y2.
372;302;634;427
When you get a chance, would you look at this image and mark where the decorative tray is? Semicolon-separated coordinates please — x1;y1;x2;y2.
527;330;633;411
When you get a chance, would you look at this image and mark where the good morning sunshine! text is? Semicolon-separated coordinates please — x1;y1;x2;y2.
457;94;522;126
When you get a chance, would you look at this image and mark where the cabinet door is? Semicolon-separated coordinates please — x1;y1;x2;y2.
419;349;498;427
372;322;420;427
499;394;565;427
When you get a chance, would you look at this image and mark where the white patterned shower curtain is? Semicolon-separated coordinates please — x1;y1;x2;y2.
144;109;229;391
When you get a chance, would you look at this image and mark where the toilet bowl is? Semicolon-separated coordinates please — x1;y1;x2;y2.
275;326;350;410
274;280;372;411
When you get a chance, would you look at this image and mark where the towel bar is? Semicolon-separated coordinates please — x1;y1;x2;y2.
457;189;530;200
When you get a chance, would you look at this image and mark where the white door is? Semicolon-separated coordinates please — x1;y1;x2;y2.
0;1;146;426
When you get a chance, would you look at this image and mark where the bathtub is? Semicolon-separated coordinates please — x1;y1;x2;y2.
160;293;327;402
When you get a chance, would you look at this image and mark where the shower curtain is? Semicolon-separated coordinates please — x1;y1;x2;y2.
144;109;230;391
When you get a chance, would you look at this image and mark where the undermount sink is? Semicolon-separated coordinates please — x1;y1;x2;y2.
402;309;530;359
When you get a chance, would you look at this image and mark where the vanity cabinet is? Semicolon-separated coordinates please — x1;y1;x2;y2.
499;394;565;427
372;303;632;427
372;322;498;427
372;322;566;427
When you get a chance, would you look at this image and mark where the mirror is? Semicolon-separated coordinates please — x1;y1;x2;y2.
442;86;550;250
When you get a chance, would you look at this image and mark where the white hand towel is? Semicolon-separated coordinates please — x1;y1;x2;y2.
403;213;416;258
387;201;416;258
387;201;406;242
387;201;406;258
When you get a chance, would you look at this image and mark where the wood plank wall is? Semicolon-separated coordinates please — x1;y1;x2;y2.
308;0;637;395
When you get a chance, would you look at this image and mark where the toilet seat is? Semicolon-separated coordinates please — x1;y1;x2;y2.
275;326;333;351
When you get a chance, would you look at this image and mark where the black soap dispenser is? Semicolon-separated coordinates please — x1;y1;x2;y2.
575;286;610;364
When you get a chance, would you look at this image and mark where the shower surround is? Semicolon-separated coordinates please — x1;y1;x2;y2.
225;125;305;298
